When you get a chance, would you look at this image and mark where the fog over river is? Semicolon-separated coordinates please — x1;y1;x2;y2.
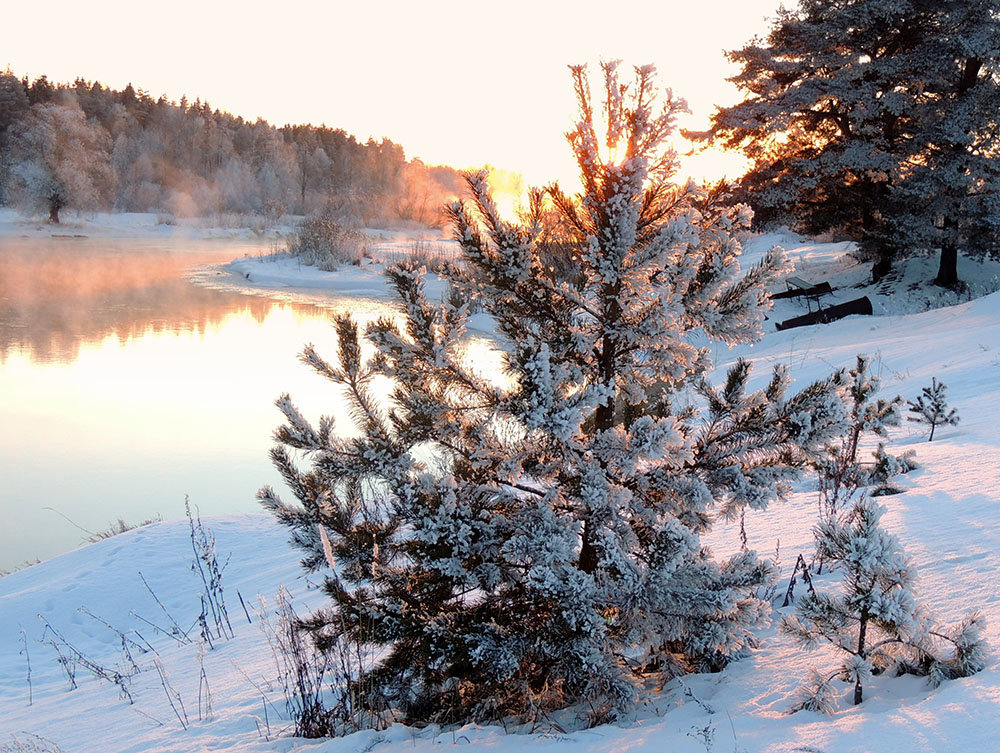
0;234;397;570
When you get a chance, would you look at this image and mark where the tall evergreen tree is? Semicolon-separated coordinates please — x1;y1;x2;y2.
0;69;29;205
260;62;846;728
711;0;1000;285
891;0;1000;287
0;68;28;132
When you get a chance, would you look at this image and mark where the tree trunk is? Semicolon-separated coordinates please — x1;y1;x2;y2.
862;193;893;283
871;254;892;283
578;280;621;574
854;610;869;705
300;163;307;214
934;235;959;289
578;519;598;573
933;59;980;290
49;202;60;224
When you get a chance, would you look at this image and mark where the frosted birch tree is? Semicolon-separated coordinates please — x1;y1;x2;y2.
5;102;114;222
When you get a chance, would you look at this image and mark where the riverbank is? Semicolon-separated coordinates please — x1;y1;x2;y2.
211;228;1000;322
5;209;1000;752
0;207;296;242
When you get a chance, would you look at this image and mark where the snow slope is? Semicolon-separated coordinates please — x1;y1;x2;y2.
2;236;1000;752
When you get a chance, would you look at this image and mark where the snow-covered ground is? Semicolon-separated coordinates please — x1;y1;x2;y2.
2;230;1000;752
210;227;1000;320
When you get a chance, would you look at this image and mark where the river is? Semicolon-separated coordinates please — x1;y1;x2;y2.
0;233;398;571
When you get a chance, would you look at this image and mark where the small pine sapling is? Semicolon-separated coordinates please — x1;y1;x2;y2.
783;498;921;708
907;378;960;441
782;498;985;711
809;355;909;574
814;355;903;519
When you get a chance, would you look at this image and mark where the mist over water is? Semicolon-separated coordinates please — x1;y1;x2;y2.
0;237;275;362
0;235;396;571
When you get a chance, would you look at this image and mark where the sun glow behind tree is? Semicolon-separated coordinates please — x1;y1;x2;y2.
3;0;780;192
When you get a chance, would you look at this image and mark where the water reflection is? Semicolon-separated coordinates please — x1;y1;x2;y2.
0;237;279;363
0;236;405;570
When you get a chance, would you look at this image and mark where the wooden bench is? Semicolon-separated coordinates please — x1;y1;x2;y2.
770;276;833;311
776;296;873;331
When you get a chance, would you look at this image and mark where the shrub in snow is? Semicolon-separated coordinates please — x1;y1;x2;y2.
782;498;985;711
288;214;368;270
907;378;960;442
257;588;387;737
869;443;918;497
813;355;905;521
260;62;846;728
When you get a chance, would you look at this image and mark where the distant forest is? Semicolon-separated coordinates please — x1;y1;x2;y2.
0;70;463;225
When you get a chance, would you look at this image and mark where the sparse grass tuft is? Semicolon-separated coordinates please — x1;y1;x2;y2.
0;558;41;578
87;515;162;543
1;733;65;753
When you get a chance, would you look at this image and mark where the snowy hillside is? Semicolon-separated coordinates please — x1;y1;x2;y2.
2;236;1000;752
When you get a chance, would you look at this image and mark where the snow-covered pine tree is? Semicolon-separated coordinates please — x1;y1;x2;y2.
710;0;1000;284
782;497;985;710
907;378;959;441
709;0;923;278
783;498;919;707
888;0;1000;288
259;62;846;728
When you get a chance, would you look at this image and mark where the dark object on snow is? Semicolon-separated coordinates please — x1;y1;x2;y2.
776;296;872;331
770;277;833;311
781;553;816;607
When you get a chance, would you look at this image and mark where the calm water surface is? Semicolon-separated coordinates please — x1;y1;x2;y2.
0;235;398;570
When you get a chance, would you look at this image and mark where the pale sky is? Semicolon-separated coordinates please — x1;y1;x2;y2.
5;0;783;187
